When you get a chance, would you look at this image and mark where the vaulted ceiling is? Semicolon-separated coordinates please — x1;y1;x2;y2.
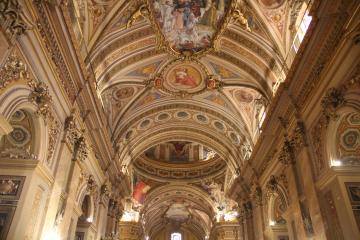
63;0;309;238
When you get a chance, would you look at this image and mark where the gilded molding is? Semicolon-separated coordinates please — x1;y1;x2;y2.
33;0;77;102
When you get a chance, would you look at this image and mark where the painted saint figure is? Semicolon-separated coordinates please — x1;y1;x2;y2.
174;68;198;87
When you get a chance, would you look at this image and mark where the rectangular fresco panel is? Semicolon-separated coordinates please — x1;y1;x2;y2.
0;205;16;240
0;175;26;200
345;182;360;204
151;0;231;54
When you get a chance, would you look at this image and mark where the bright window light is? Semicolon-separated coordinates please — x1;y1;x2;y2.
171;232;182;240
331;160;342;167
298;12;312;42
292;11;312;53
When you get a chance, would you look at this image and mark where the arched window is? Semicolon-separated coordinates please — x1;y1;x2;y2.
171;232;182;240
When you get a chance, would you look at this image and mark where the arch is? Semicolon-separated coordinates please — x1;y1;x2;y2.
76;183;96;224
118;127;242;174
327;111;360;167
325;87;360;167
0;85;48;161
144;183;215;239
265;176;289;225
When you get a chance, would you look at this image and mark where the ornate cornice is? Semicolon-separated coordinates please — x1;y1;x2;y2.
133;155;226;183
32;0;77;102
0;0;29;43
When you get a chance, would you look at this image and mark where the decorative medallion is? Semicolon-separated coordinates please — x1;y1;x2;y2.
340;130;359;149
148;0;235;56
7;125;31;147
229;132;240;145
336;113;360;164
156;112;171;122
175;110;191;120
164;60;205;92
194;113;209;124
10;110;26;122
152;59;221;97
125;129;135;140
138;118;153;130
212;120;226;131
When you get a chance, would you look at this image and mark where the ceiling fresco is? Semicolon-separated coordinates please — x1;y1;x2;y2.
144;141;217;163
336;113;360;165
150;0;234;56
64;0;311;237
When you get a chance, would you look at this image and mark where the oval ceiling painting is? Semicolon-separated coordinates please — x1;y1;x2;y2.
150;0;234;55
162;60;207;94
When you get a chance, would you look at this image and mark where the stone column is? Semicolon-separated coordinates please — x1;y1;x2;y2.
105;199;116;237
250;185;265;240
97;186;110;239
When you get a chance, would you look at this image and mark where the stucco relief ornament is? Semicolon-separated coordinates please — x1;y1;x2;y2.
321;87;345;124
87;175;97;194
240;140;252;161
0;53;29;89
265;174;289;199
72;130;88;162
250;184;262;207
238;201;252;220
266;175;279;193
231;1;252;32
28;80;53;120
278;138;295;165
64;113;77;140
101;180;112;197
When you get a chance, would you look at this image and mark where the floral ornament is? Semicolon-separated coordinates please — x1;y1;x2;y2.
28;80;53;119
